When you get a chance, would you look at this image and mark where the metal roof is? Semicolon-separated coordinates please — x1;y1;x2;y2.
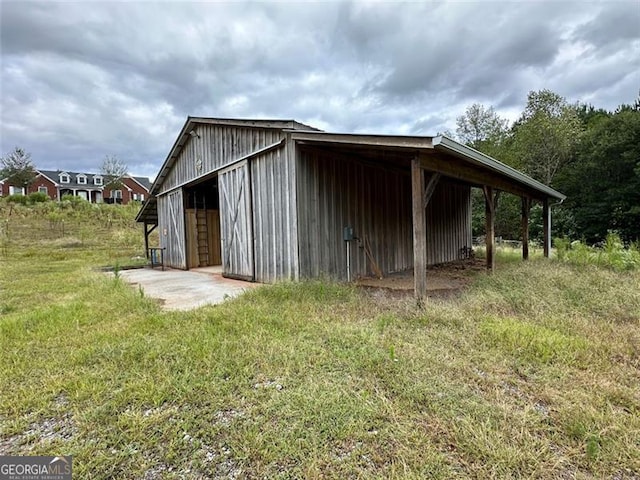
290;130;565;201
432;136;565;201
137;118;565;224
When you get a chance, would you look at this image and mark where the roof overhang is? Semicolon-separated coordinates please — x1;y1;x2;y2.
135;196;157;224
290;130;434;150
291;130;565;202
139;119;565;224
432;136;565;201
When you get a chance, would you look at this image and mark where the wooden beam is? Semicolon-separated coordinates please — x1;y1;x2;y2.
423;172;441;208
543;198;551;258
412;158;427;302
483;186;495;271
419;152;543;201
521;197;530;260
144;222;150;258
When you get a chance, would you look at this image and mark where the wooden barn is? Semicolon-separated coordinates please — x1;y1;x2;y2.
136;118;565;299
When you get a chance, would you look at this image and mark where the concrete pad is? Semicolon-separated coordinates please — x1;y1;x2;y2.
113;266;260;311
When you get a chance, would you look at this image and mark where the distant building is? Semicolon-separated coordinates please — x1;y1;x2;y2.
0;169;151;205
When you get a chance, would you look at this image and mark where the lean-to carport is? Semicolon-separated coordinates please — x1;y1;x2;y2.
289;131;566;301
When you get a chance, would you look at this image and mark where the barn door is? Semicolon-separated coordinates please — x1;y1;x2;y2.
218;161;254;280
161;189;186;269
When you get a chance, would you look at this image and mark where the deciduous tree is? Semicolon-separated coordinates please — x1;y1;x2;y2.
512;90;583;185
101;155;128;190
0;147;37;193
455;103;509;156
555;105;640;243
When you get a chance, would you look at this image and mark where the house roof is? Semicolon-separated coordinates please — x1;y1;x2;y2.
38;169;151;192
129;176;152;191
38;169;104;190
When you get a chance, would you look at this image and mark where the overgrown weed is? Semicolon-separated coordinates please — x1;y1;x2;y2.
1;201;639;477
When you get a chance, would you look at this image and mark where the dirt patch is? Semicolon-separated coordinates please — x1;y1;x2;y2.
356;258;486;297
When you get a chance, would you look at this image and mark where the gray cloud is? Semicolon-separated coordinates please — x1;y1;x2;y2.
1;0;638;179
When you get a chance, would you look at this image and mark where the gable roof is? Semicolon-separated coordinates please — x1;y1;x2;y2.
129;176;152;191
38;169;151;191
148;117;320;195
38;170;105;189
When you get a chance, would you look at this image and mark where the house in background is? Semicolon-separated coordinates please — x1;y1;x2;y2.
137;117;565;299
0;169;151;205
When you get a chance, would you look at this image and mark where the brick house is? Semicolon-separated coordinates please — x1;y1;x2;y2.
0;169;151;205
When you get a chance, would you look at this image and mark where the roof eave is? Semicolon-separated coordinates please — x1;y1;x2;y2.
290;131;435;150
432;136;566;201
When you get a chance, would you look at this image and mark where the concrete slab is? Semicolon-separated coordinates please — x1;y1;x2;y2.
113;266;260;311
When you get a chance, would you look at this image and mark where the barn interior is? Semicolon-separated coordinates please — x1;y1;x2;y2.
183;175;221;268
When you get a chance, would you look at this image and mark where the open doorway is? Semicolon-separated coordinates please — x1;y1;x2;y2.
184;176;222;268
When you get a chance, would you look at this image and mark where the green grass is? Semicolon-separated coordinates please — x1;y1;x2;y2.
1;202;639;478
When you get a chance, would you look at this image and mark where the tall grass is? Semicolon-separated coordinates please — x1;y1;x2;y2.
555;232;640;271
1;201;639;478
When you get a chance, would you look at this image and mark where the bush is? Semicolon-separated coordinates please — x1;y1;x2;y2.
27;192;49;204
5;194;28;204
60;194;91;210
554;232;640;271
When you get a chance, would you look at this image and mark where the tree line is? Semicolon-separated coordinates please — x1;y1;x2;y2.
455;89;640;245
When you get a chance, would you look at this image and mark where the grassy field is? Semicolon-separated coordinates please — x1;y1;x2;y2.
1;200;639;479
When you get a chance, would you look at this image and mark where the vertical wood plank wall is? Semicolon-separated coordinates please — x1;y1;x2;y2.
185;209;221;268
156;124;298;277
158;189;186;269
185;210;198;268
297;149;472;280
206;210;222;266
159;126;284;195
251;144;299;283
426;180;473;265
219;163;254;280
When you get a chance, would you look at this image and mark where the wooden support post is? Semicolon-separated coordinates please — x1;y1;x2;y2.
144;222;150;259
412;158;427;302
543;198;551;258
483;186;495;271
144;223;158;259
521;197;530;260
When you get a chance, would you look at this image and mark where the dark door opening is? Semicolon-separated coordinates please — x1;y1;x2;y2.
184;177;222;268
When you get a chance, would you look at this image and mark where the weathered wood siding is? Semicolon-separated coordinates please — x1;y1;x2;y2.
219;162;254;280
160;126;284;194
185;209;222;268
425;181;473;264
158;189;186;269
250;143;298;283
297;149;413;279
297;149;472;280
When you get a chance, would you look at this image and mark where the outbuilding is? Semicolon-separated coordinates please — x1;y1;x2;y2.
136;117;565;299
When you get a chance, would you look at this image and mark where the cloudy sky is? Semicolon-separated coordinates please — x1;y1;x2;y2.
1;1;638;179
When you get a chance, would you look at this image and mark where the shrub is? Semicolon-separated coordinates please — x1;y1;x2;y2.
554;236;570;261
553;232;640;271
6;194;27;204
27;192;49;204
60;194;91;211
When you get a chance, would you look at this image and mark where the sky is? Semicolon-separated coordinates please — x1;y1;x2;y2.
1;1;639;180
